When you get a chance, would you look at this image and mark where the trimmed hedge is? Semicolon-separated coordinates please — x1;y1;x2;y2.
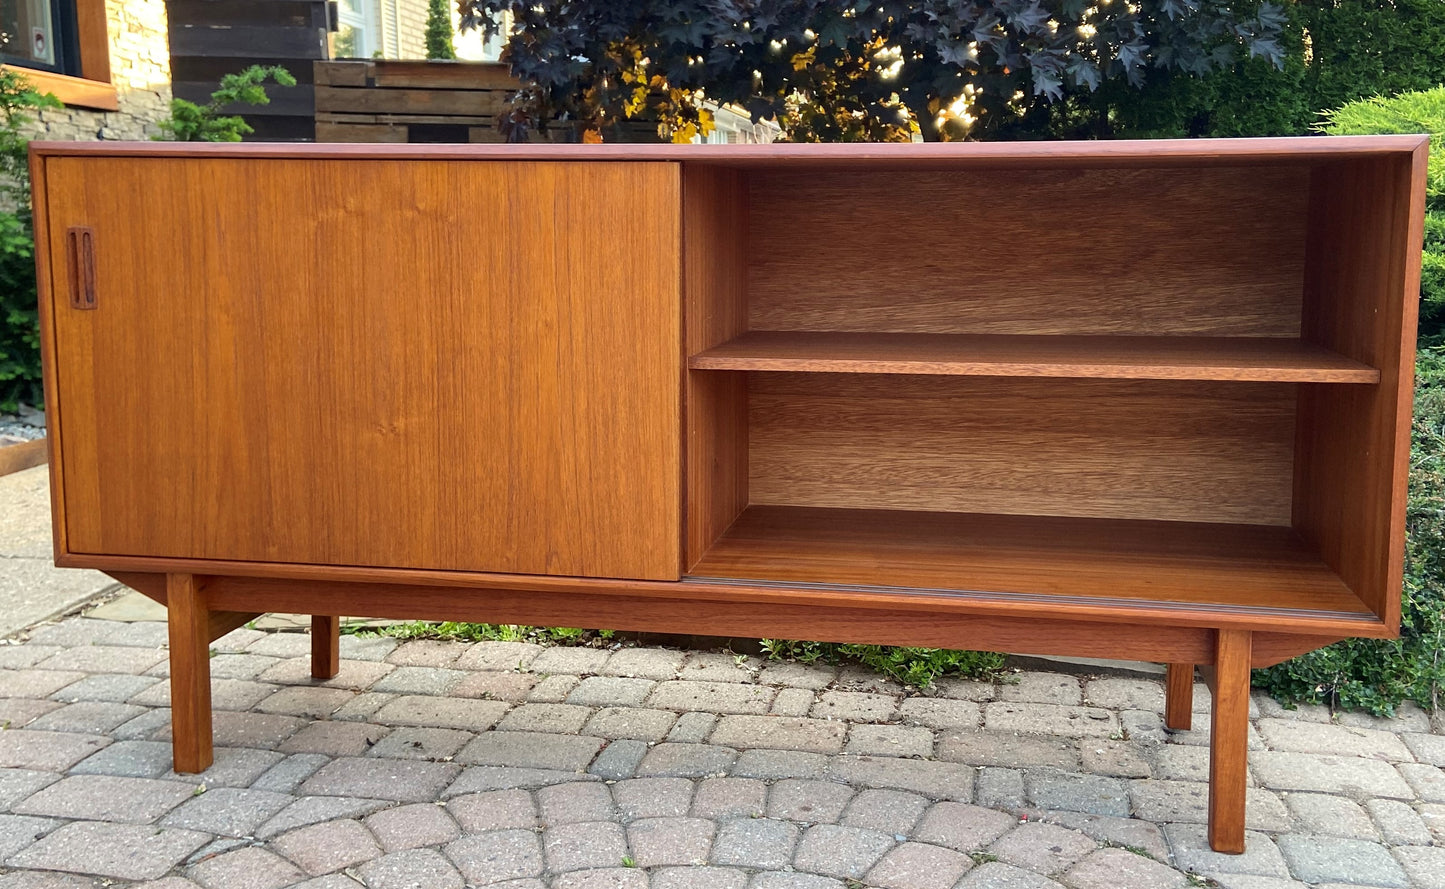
1025;0;1445;141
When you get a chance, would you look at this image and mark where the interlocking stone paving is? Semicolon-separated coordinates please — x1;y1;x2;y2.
0;600;1437;887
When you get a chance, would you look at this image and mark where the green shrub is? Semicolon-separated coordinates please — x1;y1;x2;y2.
0;70;57;202
1033;0;1445;141
0;69;59;414
425;0;456;61
758;640;1006;687
355;622;1005;688
1300;0;1445;119
156;65;296;142
0;212;40;414
362;621;613;646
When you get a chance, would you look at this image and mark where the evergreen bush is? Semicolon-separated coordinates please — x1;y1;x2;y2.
1034;0;1445;140
426;0;456;60
155;65;295;143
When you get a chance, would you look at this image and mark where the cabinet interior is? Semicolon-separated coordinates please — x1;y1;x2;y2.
682;156;1416;626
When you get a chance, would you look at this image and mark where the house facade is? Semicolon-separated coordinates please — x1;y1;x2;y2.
5;0;170;142
334;0;502;61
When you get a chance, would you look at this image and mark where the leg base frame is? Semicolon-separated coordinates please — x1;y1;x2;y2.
1207;630;1253;854
1165;662;1194;731
157;573;1258;852
166;573;213;774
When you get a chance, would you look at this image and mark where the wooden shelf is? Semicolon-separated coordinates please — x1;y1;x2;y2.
689;332;1381;383
689;506;1374;620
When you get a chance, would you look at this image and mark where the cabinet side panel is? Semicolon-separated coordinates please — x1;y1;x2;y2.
751;374;1296;525
29;153;66;558
46;157;681;580
684;166;749;568
1295;153;1426;629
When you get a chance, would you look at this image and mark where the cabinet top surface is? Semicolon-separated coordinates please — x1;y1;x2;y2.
29;134;1427;168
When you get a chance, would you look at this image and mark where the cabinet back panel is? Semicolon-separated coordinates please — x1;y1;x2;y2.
749;167;1309;336
44;157;682;580
749;374;1295;525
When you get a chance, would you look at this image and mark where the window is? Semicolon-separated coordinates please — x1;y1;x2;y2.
1;0;79;76
333;0;372;59
0;0;116;111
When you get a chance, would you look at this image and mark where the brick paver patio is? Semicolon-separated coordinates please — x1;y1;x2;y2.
0;609;1440;888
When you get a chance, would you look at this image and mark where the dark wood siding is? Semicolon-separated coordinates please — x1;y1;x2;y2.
165;0;330;141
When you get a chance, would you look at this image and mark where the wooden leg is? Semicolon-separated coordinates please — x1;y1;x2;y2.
1208;629;1252;854
312;615;341;680
1165;663;1194;731
166;573;213;774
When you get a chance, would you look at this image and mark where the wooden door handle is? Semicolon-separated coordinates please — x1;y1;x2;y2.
67;226;97;310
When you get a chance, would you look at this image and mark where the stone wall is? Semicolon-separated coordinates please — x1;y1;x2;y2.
24;0;171;142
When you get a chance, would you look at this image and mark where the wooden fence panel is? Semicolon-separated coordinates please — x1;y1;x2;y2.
313;60;664;144
166;0;330;142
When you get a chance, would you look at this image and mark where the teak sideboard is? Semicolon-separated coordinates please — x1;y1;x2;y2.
31;137;1428;853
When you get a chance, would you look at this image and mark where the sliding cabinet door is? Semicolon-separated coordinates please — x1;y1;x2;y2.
43;157;681;580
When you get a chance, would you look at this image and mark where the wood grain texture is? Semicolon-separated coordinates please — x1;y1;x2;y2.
749;374;1296;525
314;85;515;117
1208;629;1253;853
372;63;518;89
75;0;112;85
691;331;1378;382
208;610;261;642
683;166;749;568
28;134;1430;166
203;574;1216;664
166;573;212;773
69;551;1388;636
3;67;117;111
1165;664;1194;731
314;61;369;87
333;60;523;91
311;615;340;680
690;505;1370;617
1294;152;1426;629
749;168;1309;337
44;157;681;580
103;571;166;604
33;138;1422;858
30;153;67;560
314;122;408;143
0;439;47;478
1250;633;1348;668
